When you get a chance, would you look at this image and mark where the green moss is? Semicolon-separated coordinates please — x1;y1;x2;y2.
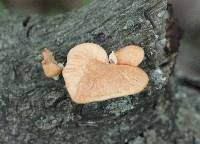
0;0;5;15
84;0;93;5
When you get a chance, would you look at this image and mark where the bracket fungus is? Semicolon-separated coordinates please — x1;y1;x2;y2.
62;43;149;104
41;48;63;80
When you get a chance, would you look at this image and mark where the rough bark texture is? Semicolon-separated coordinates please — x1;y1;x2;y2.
1;0;196;144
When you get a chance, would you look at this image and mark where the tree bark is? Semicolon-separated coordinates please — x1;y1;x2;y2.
0;0;185;143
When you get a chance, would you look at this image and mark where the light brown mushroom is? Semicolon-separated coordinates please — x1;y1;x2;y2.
41;48;63;80
62;43;149;104
109;45;144;66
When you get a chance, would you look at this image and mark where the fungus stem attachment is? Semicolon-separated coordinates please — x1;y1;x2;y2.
109;51;118;64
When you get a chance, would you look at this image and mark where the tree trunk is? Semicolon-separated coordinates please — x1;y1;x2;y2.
0;0;186;143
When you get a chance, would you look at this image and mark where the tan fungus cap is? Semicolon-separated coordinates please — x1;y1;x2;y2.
62;43;148;104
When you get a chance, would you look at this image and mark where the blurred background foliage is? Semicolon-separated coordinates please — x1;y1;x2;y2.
0;0;93;14
0;0;5;14
0;0;199;77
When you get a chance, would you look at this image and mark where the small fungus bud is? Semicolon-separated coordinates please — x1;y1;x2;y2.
41;48;63;80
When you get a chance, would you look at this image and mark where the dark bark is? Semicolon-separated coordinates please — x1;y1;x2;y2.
0;0;190;143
